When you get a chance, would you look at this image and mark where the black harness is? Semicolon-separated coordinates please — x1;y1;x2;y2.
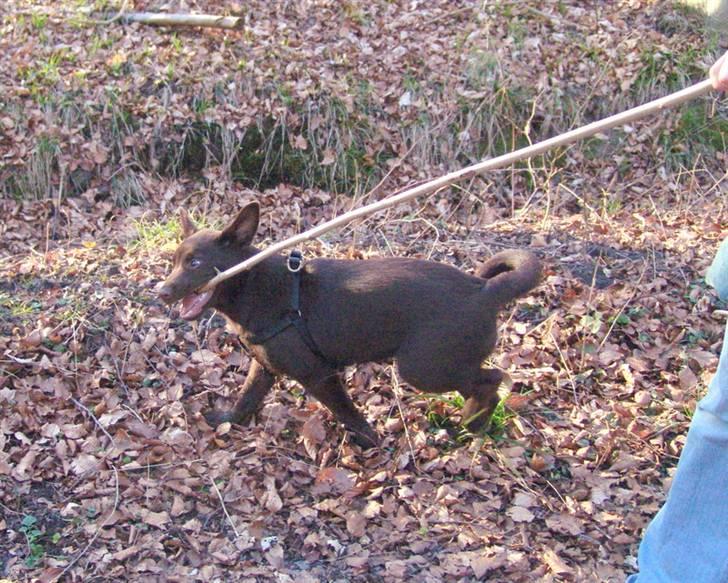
248;251;329;363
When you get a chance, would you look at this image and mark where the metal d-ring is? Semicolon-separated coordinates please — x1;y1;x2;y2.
287;249;303;273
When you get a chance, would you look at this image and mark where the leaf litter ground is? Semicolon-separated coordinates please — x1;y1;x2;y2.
1;0;727;581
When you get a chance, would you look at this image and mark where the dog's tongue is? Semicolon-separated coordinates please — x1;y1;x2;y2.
179;289;214;320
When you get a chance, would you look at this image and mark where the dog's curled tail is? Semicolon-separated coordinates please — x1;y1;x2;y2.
477;250;541;306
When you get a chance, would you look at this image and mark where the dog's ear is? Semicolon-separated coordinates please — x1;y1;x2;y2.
220;202;259;246
179;209;197;238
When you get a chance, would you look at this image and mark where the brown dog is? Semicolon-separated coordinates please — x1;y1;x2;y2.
159;202;541;447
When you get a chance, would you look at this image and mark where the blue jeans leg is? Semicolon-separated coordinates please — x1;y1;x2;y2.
628;323;728;582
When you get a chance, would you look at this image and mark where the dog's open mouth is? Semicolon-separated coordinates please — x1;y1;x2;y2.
179;288;215;320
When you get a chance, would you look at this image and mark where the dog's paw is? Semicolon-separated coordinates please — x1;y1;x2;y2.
461;397;497;432
461;413;491;433
351;428;380;449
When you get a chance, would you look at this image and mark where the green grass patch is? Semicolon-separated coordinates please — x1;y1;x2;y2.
425;392;464;426
55;293;91;324
485;398;515;441
0;292;43;323
30;13;49;30
131;217;185;253
131;213;217;253
425;391;515;444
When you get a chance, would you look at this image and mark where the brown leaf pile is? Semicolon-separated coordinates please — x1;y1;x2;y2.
2;182;725;581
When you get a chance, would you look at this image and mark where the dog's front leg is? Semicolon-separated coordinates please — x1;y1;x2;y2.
205;359;275;427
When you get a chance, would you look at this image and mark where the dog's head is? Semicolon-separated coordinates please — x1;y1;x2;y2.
158;202;260;320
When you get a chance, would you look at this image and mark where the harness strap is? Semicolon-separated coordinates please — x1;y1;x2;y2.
248;251;330;363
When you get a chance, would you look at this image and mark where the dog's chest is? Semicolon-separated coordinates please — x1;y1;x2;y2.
222;314;276;368
222;314;245;336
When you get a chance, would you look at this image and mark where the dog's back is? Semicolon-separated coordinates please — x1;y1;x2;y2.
301;253;540;367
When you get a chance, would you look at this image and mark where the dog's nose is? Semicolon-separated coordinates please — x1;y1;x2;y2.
158;284;173;303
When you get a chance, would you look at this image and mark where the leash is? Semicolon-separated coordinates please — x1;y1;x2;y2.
199;78;715;294
248;250;330;363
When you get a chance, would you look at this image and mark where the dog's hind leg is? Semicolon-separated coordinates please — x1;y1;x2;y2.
297;370;379;449
205;359;275;427
460;368;505;431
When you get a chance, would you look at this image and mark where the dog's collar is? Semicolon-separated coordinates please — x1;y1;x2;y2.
248;251;331;364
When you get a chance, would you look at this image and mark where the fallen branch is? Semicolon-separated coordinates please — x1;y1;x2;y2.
106;12;242;29
201;79;714;292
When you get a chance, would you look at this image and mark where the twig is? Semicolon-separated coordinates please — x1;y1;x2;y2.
550;330;580;406
210;477;240;538
86;0;129;25
3;353;37;365
105;12;242;29
542;478;568;507
643;421;688;441
117;458;206;472
390;365;419;472
0;501;21;515
121;404;145;425
71;397;115;446
58;464;120;581
200;79;714;293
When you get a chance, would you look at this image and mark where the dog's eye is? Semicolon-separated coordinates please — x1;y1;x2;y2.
189;258;202;269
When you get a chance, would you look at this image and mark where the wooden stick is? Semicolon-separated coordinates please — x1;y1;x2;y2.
201;79;714;292
111;12;242;29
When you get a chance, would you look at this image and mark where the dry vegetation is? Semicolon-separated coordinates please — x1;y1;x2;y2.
1;0;727;581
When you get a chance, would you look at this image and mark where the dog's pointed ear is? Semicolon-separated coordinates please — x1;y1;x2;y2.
219;202;259;246
179;209;197;238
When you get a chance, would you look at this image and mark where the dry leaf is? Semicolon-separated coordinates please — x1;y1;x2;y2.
471;550;507;578
507;506;535;523
302;414;326;459
346;511;367;537
262;475;283;513
265;544;285;569
542;548;573;574
70;453;101;476
314;467;355;495
321;149;336;165
293;134;308;150
171;495;186;517
12;449;37;481
142;510;171;529
678;367;698;391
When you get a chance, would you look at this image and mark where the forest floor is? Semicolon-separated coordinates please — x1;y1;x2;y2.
1;0;727;581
